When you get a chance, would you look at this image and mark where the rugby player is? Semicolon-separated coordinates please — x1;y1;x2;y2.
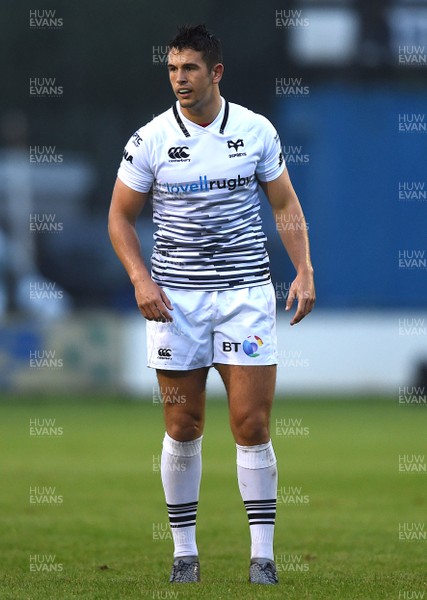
108;24;315;584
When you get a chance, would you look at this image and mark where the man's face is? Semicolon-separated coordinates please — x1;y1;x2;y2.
167;48;219;112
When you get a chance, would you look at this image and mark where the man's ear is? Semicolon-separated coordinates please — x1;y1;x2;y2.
211;63;224;84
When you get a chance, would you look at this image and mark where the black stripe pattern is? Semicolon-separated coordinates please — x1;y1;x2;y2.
172;104;191;138
243;499;276;526
172;100;229;136
146;99;277;290
151;182;271;290
167;501;198;529
219;100;229;134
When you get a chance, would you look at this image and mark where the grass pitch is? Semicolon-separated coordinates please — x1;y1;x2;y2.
0;394;425;599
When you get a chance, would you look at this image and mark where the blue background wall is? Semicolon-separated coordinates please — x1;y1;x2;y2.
262;84;427;308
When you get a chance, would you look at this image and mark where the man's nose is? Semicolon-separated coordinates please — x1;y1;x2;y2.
176;69;187;82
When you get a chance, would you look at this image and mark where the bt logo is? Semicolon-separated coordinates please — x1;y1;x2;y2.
242;335;263;357
222;335;263;357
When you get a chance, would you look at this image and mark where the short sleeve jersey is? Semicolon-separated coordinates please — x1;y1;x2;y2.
117;97;285;291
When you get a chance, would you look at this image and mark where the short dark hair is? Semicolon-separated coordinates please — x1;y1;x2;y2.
168;24;223;71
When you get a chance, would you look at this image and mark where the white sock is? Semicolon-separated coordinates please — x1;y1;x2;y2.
236;440;277;561
161;432;202;558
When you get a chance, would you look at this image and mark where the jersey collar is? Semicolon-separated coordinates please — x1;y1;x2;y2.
172;97;229;137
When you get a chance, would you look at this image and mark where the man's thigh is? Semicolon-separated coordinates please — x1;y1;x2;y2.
157;367;210;441
215;364;276;408
215;364;276;444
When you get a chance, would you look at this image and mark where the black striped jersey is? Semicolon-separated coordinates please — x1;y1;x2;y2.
117;97;285;291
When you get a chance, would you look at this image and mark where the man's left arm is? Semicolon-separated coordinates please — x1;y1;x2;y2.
259;169;315;325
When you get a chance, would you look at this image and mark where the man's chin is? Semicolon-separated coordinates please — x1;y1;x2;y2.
177;97;196;108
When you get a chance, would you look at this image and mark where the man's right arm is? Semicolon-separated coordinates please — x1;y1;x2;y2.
108;177;173;322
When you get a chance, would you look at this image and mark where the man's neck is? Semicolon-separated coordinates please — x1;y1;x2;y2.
180;94;222;126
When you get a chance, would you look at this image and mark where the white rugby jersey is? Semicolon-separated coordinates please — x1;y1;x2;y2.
117;97;285;290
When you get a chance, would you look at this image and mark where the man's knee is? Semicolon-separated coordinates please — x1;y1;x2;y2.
231;411;270;445
165;405;204;441
167;420;203;442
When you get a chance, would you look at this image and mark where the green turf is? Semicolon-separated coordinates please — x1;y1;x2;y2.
0;394;425;599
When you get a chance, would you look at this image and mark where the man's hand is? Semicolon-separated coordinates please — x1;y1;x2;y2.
285;269;315;326
135;279;174;322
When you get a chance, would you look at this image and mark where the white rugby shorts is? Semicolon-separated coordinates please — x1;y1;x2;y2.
146;283;278;370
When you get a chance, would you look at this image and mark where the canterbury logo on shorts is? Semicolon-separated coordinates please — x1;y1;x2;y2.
158;347;172;358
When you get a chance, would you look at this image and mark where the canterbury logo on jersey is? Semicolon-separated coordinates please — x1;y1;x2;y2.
168;146;190;162
162;174;254;195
